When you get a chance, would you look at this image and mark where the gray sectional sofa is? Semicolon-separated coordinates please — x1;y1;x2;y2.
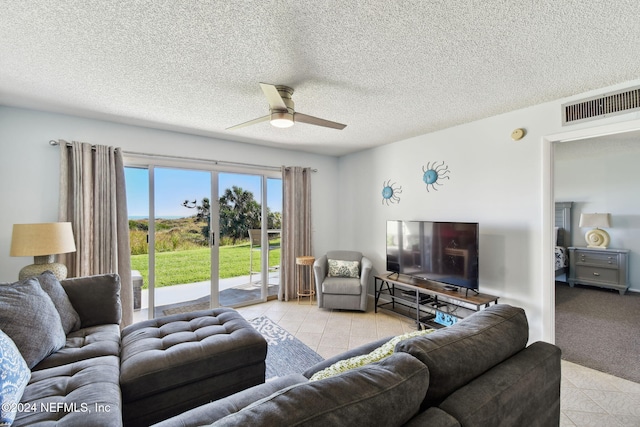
155;304;561;427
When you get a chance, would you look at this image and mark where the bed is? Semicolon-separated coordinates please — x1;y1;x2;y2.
555;202;573;277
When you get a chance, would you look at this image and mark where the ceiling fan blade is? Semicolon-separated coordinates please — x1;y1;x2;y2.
259;83;287;111
294;112;347;130
226;115;270;130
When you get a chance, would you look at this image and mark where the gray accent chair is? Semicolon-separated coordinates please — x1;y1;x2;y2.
313;250;372;311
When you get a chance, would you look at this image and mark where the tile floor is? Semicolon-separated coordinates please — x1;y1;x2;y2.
233;298;640;427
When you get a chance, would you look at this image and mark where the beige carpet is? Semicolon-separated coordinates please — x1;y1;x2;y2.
555;281;640;383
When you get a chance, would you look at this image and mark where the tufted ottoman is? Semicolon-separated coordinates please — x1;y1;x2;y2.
119;308;267;427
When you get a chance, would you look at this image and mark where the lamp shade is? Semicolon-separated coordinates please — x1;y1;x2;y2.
578;213;611;228
270;111;294;128
10;222;76;257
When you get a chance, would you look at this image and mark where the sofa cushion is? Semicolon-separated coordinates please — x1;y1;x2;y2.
328;259;360;278
0;277;66;369
37;271;81;334
208;352;429;427
151;374;308;427
404;407;462;427
0;330;31;426
14;355;122;427
438;341;561;427
310;328;434;381
32;324;121;371
395;304;528;406
321;277;362;295
60;274;122;328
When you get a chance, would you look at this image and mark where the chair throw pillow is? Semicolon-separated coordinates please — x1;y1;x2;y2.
0;330;31;426
328;259;360;278
37;271;81;334
309;328;434;381
0;277;67;369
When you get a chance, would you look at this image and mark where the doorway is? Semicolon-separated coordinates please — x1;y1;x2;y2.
543;118;640;342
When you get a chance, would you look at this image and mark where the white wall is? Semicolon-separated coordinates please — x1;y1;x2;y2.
336;79;640;343
4;79;640;344
555;138;640;292
0;107;340;281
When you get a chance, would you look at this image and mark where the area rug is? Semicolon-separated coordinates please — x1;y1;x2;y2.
249;316;324;379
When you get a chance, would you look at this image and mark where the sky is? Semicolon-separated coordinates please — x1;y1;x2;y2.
125;167;282;218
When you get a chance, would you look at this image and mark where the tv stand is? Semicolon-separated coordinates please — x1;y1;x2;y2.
374;274;499;329
463;288;480;297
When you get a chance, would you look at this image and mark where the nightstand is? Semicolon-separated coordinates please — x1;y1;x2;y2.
568;247;630;295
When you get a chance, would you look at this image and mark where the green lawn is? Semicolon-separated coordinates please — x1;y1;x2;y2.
131;242;281;288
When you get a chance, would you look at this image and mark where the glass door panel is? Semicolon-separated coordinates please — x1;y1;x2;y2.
266;177;283;298
125;166;150;322
218;172;267;306
153;167;212;317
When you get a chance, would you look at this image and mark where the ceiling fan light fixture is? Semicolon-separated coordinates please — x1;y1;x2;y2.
270;111;294;128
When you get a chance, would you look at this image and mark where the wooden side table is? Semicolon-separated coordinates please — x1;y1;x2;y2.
296;256;316;304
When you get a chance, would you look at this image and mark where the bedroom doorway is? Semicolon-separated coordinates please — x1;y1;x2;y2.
550;129;640;383
543;118;640;342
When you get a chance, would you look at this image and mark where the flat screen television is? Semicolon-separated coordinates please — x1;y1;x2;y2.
386;220;479;291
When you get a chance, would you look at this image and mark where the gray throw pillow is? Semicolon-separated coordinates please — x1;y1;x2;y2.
0;329;31;426
0;277;67;369
37;271;81;334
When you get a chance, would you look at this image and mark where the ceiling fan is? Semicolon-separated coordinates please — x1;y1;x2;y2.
227;83;347;131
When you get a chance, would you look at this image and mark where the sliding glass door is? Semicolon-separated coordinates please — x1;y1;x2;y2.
125;163;282;321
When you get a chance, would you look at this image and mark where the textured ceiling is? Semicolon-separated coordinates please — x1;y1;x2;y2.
1;1;640;156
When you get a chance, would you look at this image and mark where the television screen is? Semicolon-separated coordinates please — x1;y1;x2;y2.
386;220;479;290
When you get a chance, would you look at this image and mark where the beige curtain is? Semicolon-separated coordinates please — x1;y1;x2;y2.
58;141;133;328
279;166;312;301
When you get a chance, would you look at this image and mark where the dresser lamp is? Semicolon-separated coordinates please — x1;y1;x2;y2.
578;213;611;249
10;222;76;280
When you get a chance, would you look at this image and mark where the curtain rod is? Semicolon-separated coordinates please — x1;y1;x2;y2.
49;140;317;172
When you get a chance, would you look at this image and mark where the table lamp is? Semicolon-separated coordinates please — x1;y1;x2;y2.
578;213;611;249
10;222;77;280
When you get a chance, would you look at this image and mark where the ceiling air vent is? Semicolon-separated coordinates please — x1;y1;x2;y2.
562;86;640;125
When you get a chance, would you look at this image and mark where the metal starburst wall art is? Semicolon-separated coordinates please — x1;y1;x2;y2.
422;161;450;192
381;179;402;205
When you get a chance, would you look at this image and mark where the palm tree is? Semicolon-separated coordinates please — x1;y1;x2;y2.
219;186;261;243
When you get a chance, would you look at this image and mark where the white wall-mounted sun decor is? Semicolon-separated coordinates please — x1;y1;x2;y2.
422;161;450;192
381;179;402;205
